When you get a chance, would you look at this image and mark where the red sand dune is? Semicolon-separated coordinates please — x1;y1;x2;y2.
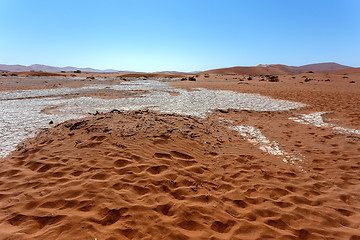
201;65;295;76
201;63;353;76
0;110;359;239
0;71;359;239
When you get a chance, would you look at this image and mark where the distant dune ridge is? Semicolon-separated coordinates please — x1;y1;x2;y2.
201;62;354;75
0;64;120;73
0;62;355;74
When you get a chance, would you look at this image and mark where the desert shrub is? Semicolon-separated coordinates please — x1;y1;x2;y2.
61;71;66;73
304;78;311;82
181;77;187;81
342;76;348;78
350;81;355;83
204;74;209;78
325;79;331;82
10;73;17;76
74;70;81;73
267;75;279;82
307;71;314;73
188;76;196;81
1;74;7;76
247;76;252;80
292;76;296;79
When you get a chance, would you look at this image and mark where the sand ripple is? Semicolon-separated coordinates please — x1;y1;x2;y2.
0;111;359;239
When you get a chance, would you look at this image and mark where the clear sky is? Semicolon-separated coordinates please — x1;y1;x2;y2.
0;0;359;72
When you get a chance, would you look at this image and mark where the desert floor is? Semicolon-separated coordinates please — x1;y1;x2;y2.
0;72;359;239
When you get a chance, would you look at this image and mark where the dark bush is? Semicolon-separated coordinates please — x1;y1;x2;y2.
267;75;279;82
10;73;18;76
1;74;7;76
181;77;187;81
247;76;252;80
188;76;196;81
325;79;331;82
304;78;311;82
350;81;355;83
74;70;81;73
307;71;314;73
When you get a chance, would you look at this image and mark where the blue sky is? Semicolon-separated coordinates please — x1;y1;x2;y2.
0;0;359;72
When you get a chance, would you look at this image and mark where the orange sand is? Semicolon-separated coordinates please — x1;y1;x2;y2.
0;72;359;239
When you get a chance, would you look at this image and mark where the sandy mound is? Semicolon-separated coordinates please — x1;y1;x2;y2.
0;110;359;239
201;65;295;76
200;63;353;76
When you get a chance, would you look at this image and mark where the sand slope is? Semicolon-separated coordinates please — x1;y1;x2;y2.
201;63;353;76
0;110;360;239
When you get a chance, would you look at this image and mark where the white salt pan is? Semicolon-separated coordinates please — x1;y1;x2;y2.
230;125;304;165
0;78;306;158
290;112;360;136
